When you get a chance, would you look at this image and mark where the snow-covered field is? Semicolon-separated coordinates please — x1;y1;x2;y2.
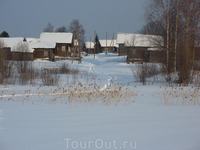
0;53;200;150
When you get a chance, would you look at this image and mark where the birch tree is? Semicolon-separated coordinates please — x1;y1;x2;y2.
142;0;200;85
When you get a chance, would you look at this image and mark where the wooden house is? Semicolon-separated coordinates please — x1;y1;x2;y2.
116;33;129;56
84;42;95;54
40;32;73;58
99;40;118;53
116;33;164;63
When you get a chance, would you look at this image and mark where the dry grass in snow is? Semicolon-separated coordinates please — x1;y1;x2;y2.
0;81;138;106
154;86;200;106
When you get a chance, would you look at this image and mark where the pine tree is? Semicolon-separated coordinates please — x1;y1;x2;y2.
94;34;101;53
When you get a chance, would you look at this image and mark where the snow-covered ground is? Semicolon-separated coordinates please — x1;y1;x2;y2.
0;53;200;150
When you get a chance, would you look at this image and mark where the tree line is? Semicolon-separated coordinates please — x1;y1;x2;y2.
140;0;200;85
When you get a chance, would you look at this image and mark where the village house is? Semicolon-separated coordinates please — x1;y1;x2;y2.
116;33;164;63
99;40;118;53
39;32;73;59
84;39;118;54
84;42;95;54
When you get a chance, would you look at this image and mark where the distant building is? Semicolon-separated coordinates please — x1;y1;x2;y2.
99;40;118;52
84;42;95;54
116;33;164;63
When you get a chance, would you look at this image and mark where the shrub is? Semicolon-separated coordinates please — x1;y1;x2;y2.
59;62;70;74
41;69;60;86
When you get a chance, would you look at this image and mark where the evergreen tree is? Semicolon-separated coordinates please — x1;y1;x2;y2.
0;31;9;37
94;34;101;53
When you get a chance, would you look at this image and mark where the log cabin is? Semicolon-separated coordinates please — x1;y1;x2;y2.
39;32;73;58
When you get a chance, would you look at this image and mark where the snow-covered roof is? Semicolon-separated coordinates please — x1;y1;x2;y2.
11;41;34;53
40;32;73;44
28;41;56;49
117;33;163;47
85;42;95;49
0;37;57;53
0;37;24;50
99;40;118;47
0;37;34;52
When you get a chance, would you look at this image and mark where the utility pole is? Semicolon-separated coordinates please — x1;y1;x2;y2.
72;39;76;64
90;36;91;55
78;30;81;64
110;33;114;52
94;30;96;59
106;32;108;55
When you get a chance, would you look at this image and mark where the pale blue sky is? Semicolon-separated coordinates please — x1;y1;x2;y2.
0;0;147;40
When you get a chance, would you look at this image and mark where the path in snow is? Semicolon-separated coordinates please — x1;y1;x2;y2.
83;53;126;90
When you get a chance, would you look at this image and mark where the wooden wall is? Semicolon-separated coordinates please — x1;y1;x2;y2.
12;52;34;61
148;51;166;63
55;43;72;57
118;44;127;56
0;48;12;60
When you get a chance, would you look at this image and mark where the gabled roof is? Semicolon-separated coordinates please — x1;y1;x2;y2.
40;32;73;44
117;33;163;47
85;42;95;49
99;40;118;47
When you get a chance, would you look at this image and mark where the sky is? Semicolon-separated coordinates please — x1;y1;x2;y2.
0;0;147;41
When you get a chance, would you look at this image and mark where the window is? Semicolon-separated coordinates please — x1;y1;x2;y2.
132;49;136;56
62;46;66;51
44;51;48;57
68;46;71;52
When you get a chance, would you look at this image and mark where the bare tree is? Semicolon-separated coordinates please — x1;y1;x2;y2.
68;19;86;49
0;40;14;84
55;26;68;32
13;42;33;84
143;0;200;85
43;22;54;32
